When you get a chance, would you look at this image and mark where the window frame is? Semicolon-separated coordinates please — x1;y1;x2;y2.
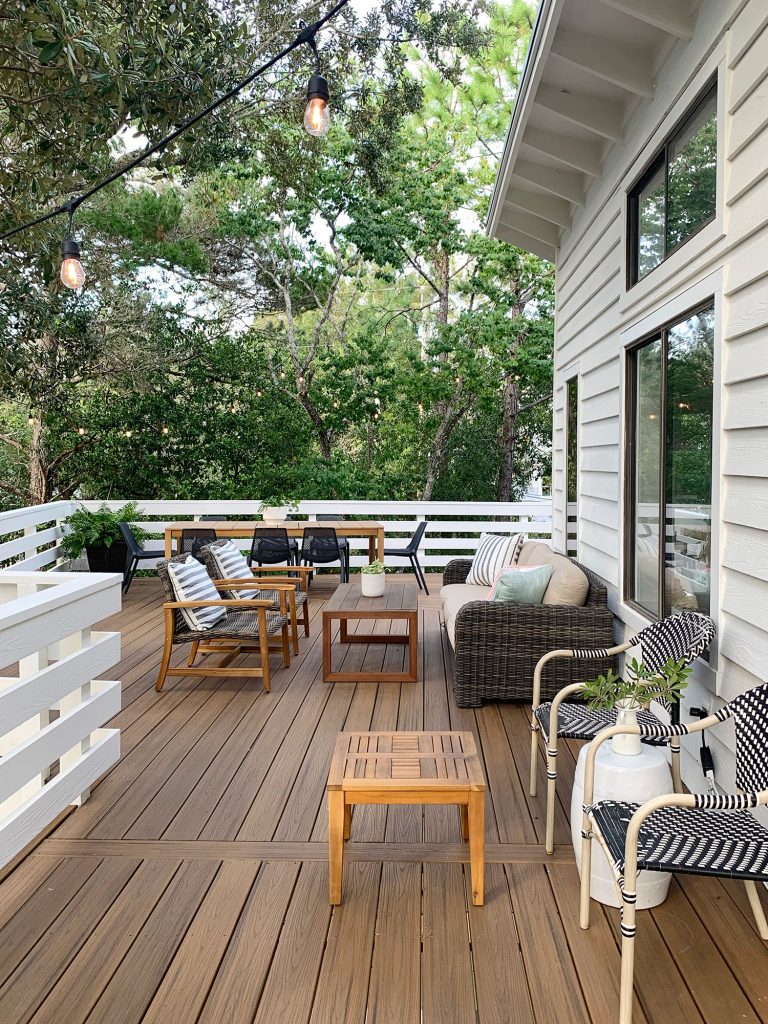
623;298;715;621
627;77;718;288
564;374;579;556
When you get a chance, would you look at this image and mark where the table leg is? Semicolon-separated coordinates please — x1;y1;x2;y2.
344;802;352;840
468;791;484;906
164;531;173;558
377;528;384;562
368;535;375;563
329;790;345;904
408;611;418;682
460;804;469;841
323;614;333;684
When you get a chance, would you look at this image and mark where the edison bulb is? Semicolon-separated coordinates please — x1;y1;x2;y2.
60;256;85;290
304;97;330;137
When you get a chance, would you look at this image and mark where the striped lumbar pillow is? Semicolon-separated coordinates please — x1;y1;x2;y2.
466;533;525;587
206;540;259;600
167;555;227;632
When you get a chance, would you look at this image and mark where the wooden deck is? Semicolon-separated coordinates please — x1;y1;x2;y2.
1;576;766;1024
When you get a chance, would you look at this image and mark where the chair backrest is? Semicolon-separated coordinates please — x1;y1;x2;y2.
406;520;428;552
629;612;716;723
316;513;347;522
157;555;195;636
250;527;292;565
301;527;341;564
118;521;143;557
180;528;217;563
200;515;224;522
726;684;768;793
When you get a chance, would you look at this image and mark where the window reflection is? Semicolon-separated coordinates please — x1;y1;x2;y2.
633;340;662;616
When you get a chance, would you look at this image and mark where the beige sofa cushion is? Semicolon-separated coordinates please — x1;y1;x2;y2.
517;542;589;607
440;583;489;647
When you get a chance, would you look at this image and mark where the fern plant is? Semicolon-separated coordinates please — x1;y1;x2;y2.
61;502;148;559
581;656;691;711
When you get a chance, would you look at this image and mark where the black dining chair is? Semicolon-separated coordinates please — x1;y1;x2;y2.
383;520;429;593
249;526;299;567
118;522;160;594
301;526;349;583
316;513;350;564
180;528;217;563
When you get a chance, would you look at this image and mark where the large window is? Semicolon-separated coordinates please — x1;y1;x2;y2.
628;81;717;285
626;303;714;619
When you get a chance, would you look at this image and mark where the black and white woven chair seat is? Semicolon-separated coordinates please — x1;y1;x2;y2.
534;702;670;746
175;608;289;643
589;799;768;881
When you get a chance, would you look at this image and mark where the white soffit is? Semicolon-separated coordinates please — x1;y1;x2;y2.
487;0;697;261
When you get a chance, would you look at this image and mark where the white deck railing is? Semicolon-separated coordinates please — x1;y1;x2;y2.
0;497;555;570
76;498;555;569
0;571;121;867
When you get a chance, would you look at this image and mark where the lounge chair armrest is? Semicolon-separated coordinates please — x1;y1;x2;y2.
163;598;274;609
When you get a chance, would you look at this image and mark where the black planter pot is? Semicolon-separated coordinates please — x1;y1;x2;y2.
85;541;130;575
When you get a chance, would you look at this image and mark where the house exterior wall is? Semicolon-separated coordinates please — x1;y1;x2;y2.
550;0;768;788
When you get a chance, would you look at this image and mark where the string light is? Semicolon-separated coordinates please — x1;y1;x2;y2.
162;426;169;435
27;410;35;426
333;399;340;409
304;74;330;137
124;429;133;437
77;426;86;435
60;205;85;290
256;390;263;398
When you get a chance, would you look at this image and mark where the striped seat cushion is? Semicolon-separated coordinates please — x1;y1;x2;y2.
466;532;525;586
205;539;260;600
167;555;227;632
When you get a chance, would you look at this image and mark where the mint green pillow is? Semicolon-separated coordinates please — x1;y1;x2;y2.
491;565;553;605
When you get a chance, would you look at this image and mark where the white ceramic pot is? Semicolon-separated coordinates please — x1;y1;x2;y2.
612;701;642;756
361;572;385;597
571;741;673;908
262;506;287;521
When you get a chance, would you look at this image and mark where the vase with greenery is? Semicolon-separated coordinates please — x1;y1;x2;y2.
582;657;691;755
258;494;300;521
61;502;148;574
360;558;385;597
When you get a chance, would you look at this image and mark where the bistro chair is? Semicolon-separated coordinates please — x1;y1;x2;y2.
155;554;291;693
579;682;768;1024
301;526;349;583
383;520;429;593
180;527;217;563
249;526;299;568
531;611;717;853
200;538;310;655
118;521;160;594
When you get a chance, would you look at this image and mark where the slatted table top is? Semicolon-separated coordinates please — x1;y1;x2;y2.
328;731;486;791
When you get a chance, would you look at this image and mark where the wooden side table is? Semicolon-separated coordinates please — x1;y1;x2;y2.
327;730;486;906
322;584;418;684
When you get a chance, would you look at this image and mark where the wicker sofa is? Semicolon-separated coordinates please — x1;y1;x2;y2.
441;543;616;706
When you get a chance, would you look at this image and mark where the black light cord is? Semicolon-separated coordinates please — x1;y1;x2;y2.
0;0;351;243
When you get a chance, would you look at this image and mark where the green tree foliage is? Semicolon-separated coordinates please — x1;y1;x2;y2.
0;1;556;509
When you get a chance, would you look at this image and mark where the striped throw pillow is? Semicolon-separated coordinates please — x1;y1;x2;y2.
167;555;227;632
466;533;525;587
206;540;259;600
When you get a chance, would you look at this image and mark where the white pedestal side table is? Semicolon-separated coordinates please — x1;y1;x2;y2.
571;741;673;909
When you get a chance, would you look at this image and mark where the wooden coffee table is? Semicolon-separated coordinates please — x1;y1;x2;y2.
322;583;418;684
327;730;486;906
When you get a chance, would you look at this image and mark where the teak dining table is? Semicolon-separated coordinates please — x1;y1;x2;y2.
163;519;386;562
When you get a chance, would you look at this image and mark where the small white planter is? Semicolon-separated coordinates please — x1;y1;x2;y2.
361;572;385;598
261;506;288;521
612;701;642;756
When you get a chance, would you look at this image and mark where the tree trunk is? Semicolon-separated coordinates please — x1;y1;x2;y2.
29;416;52;505
421;391;466;500
496;377;520;502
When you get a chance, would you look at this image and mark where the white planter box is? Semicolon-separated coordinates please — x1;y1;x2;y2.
361;573;385;598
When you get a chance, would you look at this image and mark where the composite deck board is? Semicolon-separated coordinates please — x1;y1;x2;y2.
0;577;764;1024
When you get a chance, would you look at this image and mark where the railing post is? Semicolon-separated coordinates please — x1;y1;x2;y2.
54;628;93;806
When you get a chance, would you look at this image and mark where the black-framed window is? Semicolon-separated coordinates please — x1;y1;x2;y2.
625;302;714;620
628;80;717;286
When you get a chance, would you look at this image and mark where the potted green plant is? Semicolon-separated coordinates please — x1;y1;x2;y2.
61;502;148;574
361;558;385;597
582;656;691;755
258;494;300;521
